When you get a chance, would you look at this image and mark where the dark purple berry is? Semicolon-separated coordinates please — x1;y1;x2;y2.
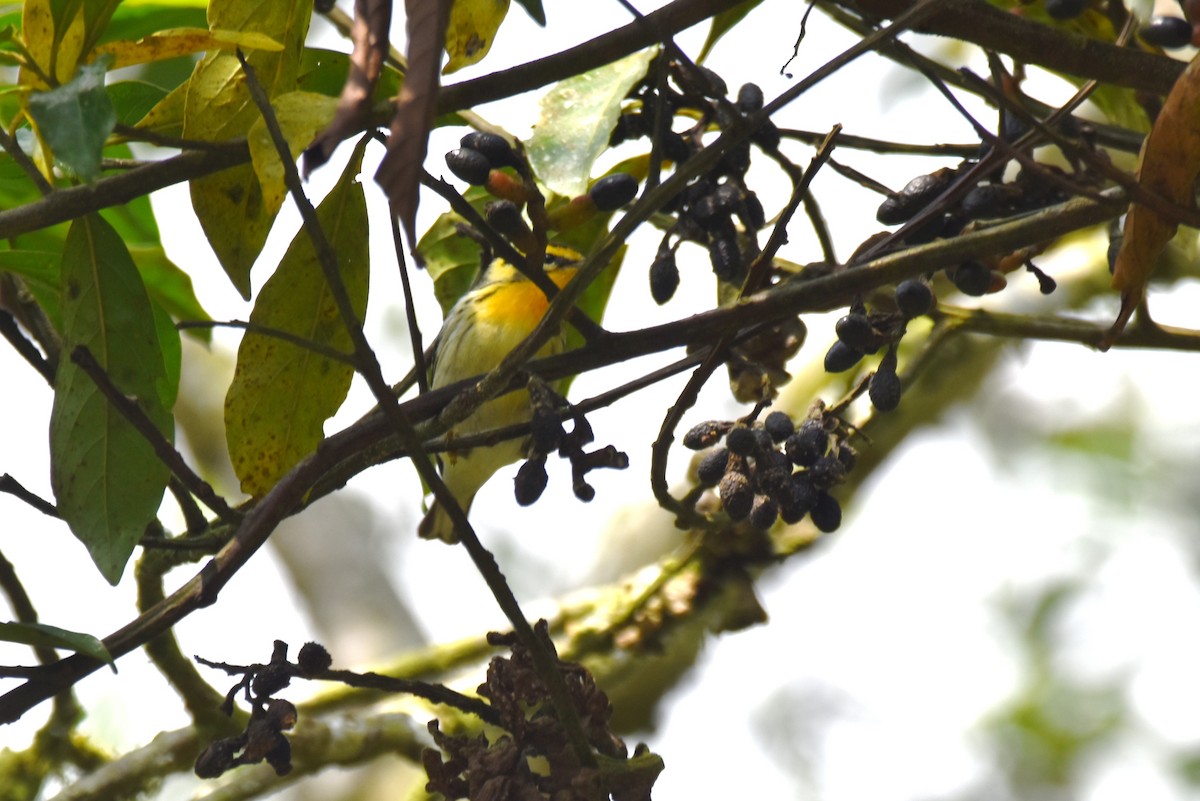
650;252;680;304
1141;15;1192;49
751;121;781;151
589;173;639;211
808;454;846;490
514;456;549;505
824;340;864;373
779;474;818;523
486;200;531;241
810;493;842;532
738;191;766;230
460;131;515;168
764;411;795;442
697;447;730;486
297;642;332;675
749;495;779;529
876;169;954;225
895;279;935;318
725;426;757;456
708;237;741;281
835;313;880;353
784;421;826;467
661;132;691;163
868;365;902;413
737;83;764;114
950;260;992;296
445;148;491;185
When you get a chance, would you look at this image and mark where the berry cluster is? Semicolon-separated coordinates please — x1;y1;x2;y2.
822;278;933;413
610;57;776;304
445;131;639;235
685;408;854;533
513;380;629;507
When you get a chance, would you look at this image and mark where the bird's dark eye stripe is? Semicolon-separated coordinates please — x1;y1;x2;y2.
545;252;576;267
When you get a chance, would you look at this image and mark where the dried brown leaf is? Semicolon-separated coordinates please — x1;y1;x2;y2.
1104;52;1200;349
303;0;393;177
375;0;451;254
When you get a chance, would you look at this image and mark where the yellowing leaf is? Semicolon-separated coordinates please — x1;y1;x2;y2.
224;142;369;496
93;27;282;70
20;0;87;86
181;0;313;297
1105;51;1200;347
50;215;174;585
443;0;509;74
248;91;338;216
134;79;187;138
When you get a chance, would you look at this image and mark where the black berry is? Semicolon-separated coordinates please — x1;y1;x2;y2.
950;260;992;296
869;364;902;413
749;495;779;530
785;421;826;467
650;251;680;304
764;411;795;442
445;147;492;185
895;279;935;318
737;82;764;114
708;237;741;281
460;131;516;168
297;642;332;675
835;313;880;353
1142;15;1192;49
725;426;758;456
824;340;864;373
697;447;730;486
589;173;639;211
810;493;842;532
514;456;549;505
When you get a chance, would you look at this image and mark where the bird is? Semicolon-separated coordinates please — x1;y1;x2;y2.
417;245;580;543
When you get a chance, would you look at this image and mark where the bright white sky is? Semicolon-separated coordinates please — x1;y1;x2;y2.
4;2;1200;800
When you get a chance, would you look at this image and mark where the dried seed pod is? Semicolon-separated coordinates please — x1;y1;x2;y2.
297;642;332;675
683;420;732;449
749;495;779;530
876;168;955;225
718;471;753;520
445;148;492;186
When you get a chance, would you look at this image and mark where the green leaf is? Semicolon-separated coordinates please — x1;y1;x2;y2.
100;174;212;341
527;47;657;199
0;621;113;663
50;215;174;585
27;56;117;181
697;0;764;63
106;80;168;125
512;0;545;25
0;248;62;325
224;141;369;496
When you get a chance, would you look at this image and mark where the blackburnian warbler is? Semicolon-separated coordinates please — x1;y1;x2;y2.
418;245;581;543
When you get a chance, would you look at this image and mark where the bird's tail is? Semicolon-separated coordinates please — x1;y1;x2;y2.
417;494;475;544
